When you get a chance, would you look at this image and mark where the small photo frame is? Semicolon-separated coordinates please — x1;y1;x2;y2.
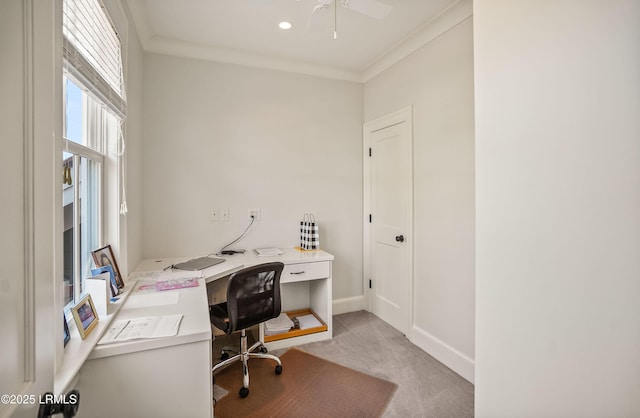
63;314;70;347
71;294;99;340
91;265;120;297
92;244;124;289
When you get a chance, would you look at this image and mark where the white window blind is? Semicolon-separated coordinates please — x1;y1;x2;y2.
63;0;126;118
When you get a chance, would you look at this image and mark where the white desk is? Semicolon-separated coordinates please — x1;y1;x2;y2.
136;248;334;349
75;249;333;418
75;279;213;418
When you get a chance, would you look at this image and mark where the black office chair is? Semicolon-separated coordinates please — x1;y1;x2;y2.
209;262;284;398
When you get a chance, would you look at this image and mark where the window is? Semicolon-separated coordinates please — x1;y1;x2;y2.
63;76;118;307
62;0;126;309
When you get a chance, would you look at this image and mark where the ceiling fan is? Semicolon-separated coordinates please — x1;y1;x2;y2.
298;0;393;38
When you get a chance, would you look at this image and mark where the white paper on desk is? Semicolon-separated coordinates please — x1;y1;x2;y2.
254;247;284;257
123;291;179;309
265;313;294;335
128;271;160;280
99;314;183;344
297;314;322;330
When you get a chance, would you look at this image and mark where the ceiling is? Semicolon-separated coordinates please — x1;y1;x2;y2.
125;0;461;82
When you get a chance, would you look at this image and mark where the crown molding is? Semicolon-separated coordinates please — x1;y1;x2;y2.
361;0;473;82
125;0;471;84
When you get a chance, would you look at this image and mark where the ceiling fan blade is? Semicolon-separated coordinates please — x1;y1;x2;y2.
341;0;392;20
307;3;330;32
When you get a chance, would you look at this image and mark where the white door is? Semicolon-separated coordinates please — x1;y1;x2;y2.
1;1;57;417
364;108;413;336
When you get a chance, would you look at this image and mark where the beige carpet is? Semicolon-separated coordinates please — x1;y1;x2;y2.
214;347;397;418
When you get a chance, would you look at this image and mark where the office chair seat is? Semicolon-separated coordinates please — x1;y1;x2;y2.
210;262;285;399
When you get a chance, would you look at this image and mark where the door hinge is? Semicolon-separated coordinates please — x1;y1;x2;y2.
369;279;372;289
369;214;372;223
368;147;372;157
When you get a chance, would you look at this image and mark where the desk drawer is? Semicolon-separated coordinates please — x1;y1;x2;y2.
281;261;330;283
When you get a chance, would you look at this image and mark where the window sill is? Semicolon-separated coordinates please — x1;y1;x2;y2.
54;280;137;395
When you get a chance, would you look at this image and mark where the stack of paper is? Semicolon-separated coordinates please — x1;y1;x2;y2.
254;247;284;257
265;312;294;335
296;314;323;330
99;314;183;344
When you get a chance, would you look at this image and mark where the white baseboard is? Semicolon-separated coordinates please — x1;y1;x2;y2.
332;295;366;315
329;299;475;383
411;325;475;384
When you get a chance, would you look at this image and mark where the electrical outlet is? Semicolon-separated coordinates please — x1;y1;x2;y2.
220;208;229;221
209;209;219;222
248;208;261;220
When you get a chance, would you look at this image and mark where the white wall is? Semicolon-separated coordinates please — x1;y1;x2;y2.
141;53;364;303
475;0;640;416
123;3;145;274
364;4;475;381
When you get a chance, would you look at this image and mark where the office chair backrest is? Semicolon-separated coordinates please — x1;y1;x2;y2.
226;262;284;333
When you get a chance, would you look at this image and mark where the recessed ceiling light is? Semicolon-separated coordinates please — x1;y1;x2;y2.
279;21;293;30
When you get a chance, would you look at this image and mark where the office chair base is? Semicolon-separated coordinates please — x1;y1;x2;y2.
219;343;265;361
212;329;282;398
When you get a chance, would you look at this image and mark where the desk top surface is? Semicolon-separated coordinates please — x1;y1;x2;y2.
88;278;211;359
134;248;334;283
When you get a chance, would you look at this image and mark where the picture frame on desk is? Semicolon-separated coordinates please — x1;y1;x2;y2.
91;264;120;297
92;244;124;289
71;294;99;340
63;314;70;347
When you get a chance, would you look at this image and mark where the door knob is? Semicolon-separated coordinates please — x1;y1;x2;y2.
395;235;405;243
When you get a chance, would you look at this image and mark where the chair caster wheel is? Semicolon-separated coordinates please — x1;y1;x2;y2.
259;346;268;353
239;387;249;398
275;365;283;375
220;352;229;361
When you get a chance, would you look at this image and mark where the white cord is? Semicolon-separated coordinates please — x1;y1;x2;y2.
118;119;127;215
